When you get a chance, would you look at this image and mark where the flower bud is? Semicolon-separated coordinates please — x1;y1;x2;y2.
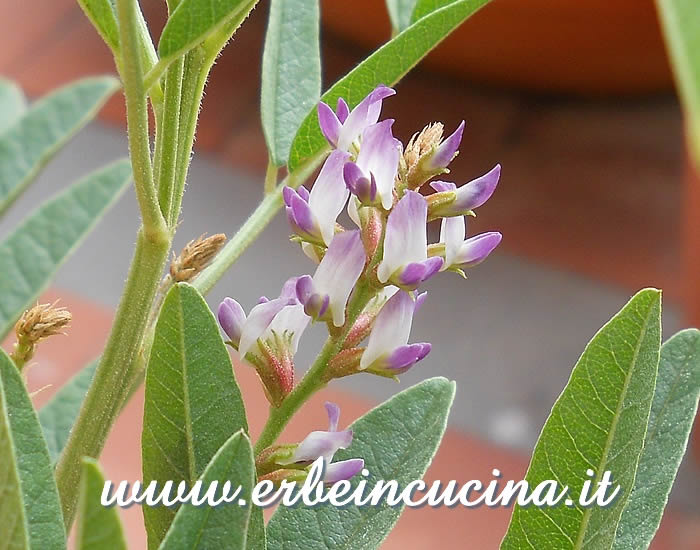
170;233;226;283
12;302;72;368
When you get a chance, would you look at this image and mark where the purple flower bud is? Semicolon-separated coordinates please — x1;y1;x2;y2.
360;290;430;376
377;191;443;290
318;86;396;152
423;120;465;172
430;164;501;217
296;230;366;326
217;298;246;347
439;215;502;271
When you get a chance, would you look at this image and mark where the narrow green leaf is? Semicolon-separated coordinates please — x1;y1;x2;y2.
287;0;491;171
158;0;254;63
142;283;248;549
657;0;700;164
0;349;66;549
501;289;662;550
268;377;455;549
246;504;266;550
76;459;127;550
386;0;419;32
159;431;255;550
261;0;320;165
411;0;458;22
39;360;98;464
0;160;132;340
76;0;120;52
0;77;119;215
0;77;26;135
613;328;700;550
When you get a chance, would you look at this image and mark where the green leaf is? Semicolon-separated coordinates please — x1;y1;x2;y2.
0;349;66;549
0;77;26;135
142;283;248;549
386;0;419;32
246;504;266;550
76;0;120;52
268;377;455;549
76;459;127;550
613;328;700;550
287;0;491;171
657;0;700;165
501;289;662;550
0;160;132;340
158;0;255;63
0;77;119;215
411;0;458;22
39;360;98;464
159;431;255;550
261;0;321;165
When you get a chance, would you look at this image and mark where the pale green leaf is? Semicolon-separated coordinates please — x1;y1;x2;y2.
159;431;254;550
158;0;255;63
657;0;700;165
268;377;455;549
613;329;700;550
0;77;119;215
142;283;248;549
287;0;491;171
39;360;98;464
0;160;132;340
77;459;127;550
501;289;662;550
411;0;459;22
387;0;419;32
0;349;66;549
0;78;26;135
261;0;320;165
76;0;120;52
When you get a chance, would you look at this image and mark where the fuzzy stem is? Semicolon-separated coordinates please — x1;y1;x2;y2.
264;159;279;194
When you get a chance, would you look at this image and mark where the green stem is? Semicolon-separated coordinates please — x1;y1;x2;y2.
264;159;279;194
253;280;374;454
55;229;170;527
195;153;325;295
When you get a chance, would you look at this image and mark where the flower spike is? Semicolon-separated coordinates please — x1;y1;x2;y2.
296;230;366;327
377;191;443;289
360;290;431;376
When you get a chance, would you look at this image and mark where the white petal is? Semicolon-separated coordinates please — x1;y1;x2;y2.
308;150;351;245
238;297;289;356
265;304;310;354
360;290;415;369
440;216;466;269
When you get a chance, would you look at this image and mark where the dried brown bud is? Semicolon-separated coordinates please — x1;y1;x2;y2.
12;302;72;368
170;233;226;283
402;122;444;189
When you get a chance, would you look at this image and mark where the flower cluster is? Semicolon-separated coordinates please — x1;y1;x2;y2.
219;86;501;482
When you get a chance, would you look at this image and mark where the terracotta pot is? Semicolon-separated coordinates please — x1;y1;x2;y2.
321;0;672;95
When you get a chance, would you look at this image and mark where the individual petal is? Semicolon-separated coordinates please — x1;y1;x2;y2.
283;187;319;241
264;303;311;354
311;230;366;326
385;342;432;373
279;276;302;301
424;120;465;172
308;150;351;245
217;298;246;347
337;85;395;151
454;231;502;268
325;401;340;432
336;98;350;123
440;216;466;269
356;120;400;210
360;290;416;370
238;296;294;357
377;191;428;284
343;161;377;205
287;428;354;464
347;196;362;228
318;101;341;147
324;459;365;483
396;257;443;288
430;180;457;193
429;165;501;218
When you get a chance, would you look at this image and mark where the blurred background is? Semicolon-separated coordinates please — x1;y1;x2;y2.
2;0;699;547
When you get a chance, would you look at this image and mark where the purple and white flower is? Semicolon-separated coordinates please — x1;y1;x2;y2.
439;216;502;272
359;290;430;375
318;85;395;152
296;230;366;327
278;402;364;482
343;120;402;210
377;191;443;289
283;150;351;246
429;164;501;218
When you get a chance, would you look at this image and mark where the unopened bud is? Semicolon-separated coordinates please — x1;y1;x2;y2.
256;444;297;476
323;347;364;382
254;335;295;408
170;233;226;283
12;302;72;369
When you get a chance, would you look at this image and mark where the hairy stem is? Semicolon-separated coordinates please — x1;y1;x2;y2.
264;159;279;194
